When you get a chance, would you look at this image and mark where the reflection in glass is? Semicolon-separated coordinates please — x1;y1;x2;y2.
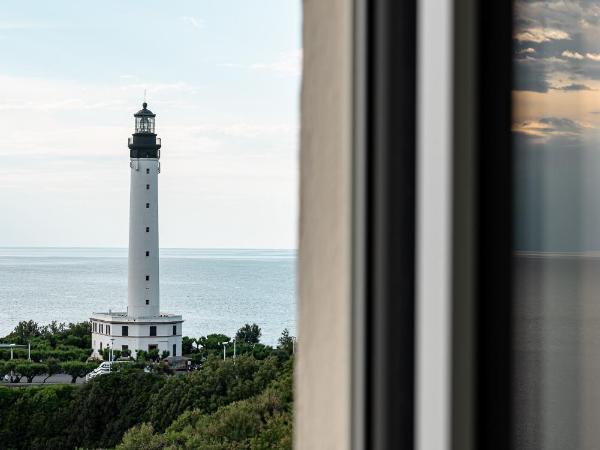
514;1;600;448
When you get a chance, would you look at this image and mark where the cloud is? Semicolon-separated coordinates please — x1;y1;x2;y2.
0;21;46;30
221;50;303;77
586;52;600;61
515;27;570;43
519;47;536;54
552;83;594;91
562;50;584;59
188;122;296;139
513;116;589;139
180;16;202;29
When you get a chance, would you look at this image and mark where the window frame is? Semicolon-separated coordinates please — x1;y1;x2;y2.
351;0;513;448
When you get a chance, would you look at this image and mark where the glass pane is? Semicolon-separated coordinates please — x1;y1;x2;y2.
513;2;600;448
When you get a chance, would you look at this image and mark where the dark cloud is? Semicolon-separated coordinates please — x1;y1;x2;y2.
538;117;583;133
513;1;600;84
552;83;594;91
514;58;551;92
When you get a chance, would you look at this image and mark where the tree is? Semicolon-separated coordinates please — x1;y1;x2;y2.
182;336;195;355
61;361;92;383
2;320;42;344
278;329;294;355
197;334;230;353
148;349;160;362
236;323;262;345
43;358;61;383
118;423;165;450
15;362;46;383
2;361;16;382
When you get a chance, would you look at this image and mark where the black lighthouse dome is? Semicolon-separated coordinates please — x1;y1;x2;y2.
128;102;161;158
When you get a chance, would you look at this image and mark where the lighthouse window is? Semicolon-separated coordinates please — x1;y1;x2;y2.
146;203;150;208
173;344;177;357
150;326;157;336
146;299;149;305
146;251;149;256
146;168;150;174
122;326;128;336
173;325;177;335
146;227;150;232
146;275;150;281
146;184;150;190
107;325;110;335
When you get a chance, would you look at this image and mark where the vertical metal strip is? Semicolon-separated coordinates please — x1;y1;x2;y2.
416;0;453;448
357;0;417;448
452;0;477;448
352;0;367;447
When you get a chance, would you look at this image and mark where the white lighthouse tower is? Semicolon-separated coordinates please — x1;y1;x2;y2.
90;103;183;360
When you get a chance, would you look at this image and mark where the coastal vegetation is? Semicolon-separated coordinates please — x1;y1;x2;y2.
0;321;294;449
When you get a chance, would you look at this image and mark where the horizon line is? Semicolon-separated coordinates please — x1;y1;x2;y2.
0;245;297;251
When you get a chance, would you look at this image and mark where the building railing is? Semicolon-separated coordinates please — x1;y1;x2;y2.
128;137;161;147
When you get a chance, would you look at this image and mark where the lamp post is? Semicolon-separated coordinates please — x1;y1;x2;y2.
110;338;115;362
233;338;236;363
222;342;227;361
292;336;297;355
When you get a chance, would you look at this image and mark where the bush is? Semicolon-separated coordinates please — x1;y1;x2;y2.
146;355;280;433
0;384;78;450
117;364;293;450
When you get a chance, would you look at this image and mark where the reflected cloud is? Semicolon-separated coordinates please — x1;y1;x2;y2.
513;116;590;140
515;27;570;43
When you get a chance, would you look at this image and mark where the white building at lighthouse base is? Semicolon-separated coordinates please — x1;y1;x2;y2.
90;311;183;359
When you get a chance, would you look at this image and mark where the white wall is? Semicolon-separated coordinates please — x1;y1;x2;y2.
128;158;160;318
91;321;182;358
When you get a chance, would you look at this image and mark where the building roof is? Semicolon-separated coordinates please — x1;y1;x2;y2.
134;102;156;117
90;311;183;324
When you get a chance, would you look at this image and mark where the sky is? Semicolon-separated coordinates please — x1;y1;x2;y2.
513;0;600;252
0;1;301;249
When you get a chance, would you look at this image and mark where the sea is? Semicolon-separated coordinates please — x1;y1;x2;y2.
0;248;296;346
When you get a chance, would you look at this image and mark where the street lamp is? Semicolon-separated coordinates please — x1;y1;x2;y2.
233;338;237;363
292;336;297;355
222;342;227;361
110;338;115;363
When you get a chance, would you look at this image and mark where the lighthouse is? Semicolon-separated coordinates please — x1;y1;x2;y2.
127;103;161;318
90;103;183;360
